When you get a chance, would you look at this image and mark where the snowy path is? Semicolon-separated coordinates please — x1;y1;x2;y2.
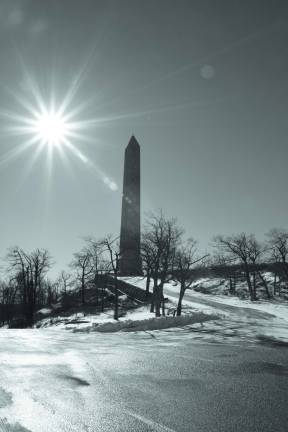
0;329;288;431
165;287;277;319
165;287;288;344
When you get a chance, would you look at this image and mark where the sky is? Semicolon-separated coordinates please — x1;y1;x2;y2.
0;0;288;276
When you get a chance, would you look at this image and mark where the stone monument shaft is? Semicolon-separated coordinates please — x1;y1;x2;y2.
119;135;142;275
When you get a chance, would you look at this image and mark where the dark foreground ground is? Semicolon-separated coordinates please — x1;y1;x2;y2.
0;328;287;432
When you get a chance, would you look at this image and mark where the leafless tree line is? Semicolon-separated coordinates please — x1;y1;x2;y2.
0;247;54;326
142;218;288;311
1;214;288;327
141;212;208;317
69;235;120;318
0;235;121;326
211;229;288;300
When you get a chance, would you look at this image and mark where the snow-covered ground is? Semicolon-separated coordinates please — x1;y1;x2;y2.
0;278;288;430
36;305;153;330
120;276;288;321
36;303;218;334
0;328;205;432
1;327;287;432
120;276;288;345
34;276;288;345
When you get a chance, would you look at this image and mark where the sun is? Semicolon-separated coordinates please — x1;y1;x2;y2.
32;110;70;147
0;79;121;192
0;68;90;157
0;64;118;192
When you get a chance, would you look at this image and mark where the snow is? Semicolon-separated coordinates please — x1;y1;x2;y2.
32;275;288;345
0;323;287;431
36;308;52;316
74;312;218;333
120;276;288;321
36;304;152;329
194;289;288;319
119;276;288;345
0;277;288;430
167;279;288;322
36;303;217;334
0;329;150;431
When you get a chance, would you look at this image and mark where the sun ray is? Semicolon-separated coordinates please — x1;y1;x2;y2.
17;57;47;114
17;141;46;186
55;139;75;175
0;135;41;167
62;138;90;164
4;87;41;119
57;45;98;117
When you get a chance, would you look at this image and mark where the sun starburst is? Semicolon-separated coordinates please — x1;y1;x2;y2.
0;62;118;192
0;69;93;168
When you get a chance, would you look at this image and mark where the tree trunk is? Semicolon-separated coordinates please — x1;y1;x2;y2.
94;273;99;307
101;275;106;312
229;276;235;295
146;274;151;297
81;274;85;304
23;281;27;307
154;284;161;317
176;284;185;316
244;265;255;300
114;273;118;320
150;279;157;313
155;300;161;317
160;283;165;316
161;300;165;316
252;271;257;300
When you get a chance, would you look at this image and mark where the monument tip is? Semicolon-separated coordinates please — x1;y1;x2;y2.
127;135;140;148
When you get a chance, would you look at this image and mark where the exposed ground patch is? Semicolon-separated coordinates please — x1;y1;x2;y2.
257;334;288;348
0;389;12;409
0;418;31;432
60;374;90;387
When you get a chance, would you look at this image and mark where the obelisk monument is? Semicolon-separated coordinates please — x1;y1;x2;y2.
119;135;142;275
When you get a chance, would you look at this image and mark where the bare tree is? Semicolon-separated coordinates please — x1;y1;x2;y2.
99;235;120;320
58;270;72;298
141;237;155;297
210;254;238;295
173;239;208;316
142;212;183;316
247;237;270;299
6;247;52;325
0;279;18;325
44;278;60;306
70;248;93;305
213;233;260;301
84;237;106;307
266;228;288;295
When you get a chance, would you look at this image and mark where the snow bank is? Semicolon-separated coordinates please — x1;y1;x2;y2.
36;308;52;316
74;312;218;333
36;305;155;330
